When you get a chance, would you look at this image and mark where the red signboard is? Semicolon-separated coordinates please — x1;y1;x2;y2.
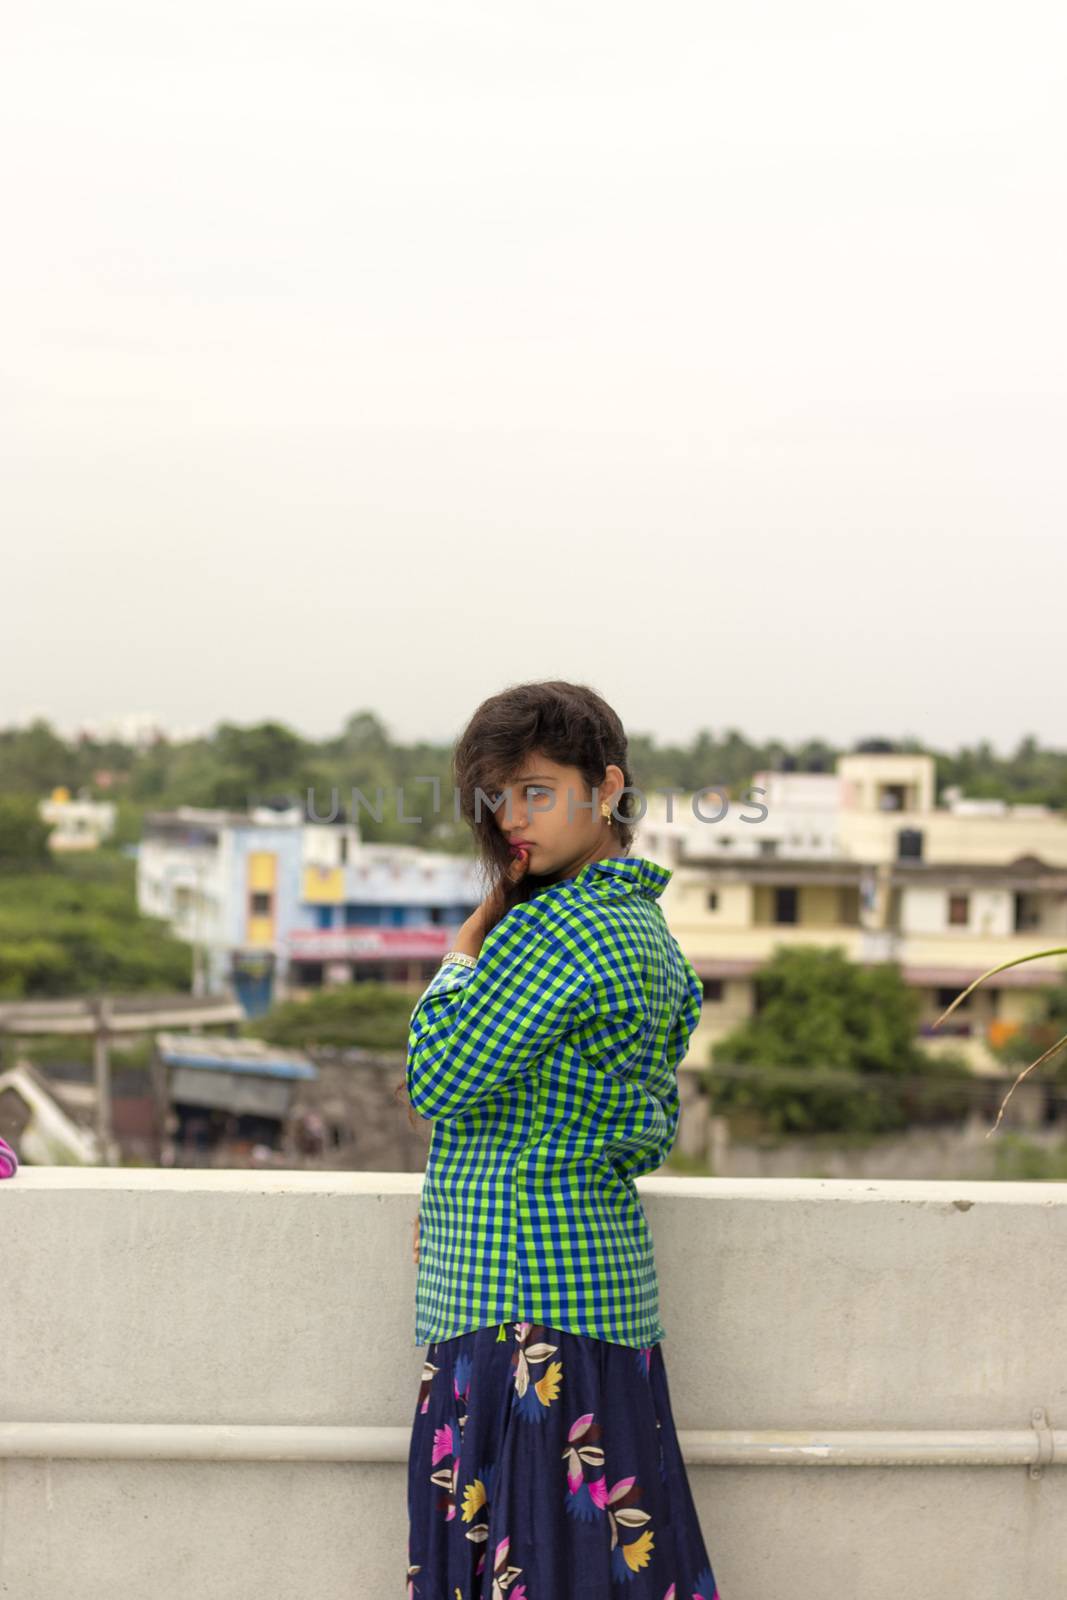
287;927;454;961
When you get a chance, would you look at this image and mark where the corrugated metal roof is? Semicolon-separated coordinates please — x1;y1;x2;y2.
156;1032;317;1080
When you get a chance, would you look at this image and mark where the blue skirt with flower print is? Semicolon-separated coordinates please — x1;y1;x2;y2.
406;1320;723;1600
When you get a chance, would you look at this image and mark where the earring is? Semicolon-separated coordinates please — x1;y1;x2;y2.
601;802;613;823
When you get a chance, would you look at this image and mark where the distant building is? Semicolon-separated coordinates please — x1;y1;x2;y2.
636;752;1067;1073
136;805;482;1017
73;711;190;749
39;787;117;851
155;1031;318;1165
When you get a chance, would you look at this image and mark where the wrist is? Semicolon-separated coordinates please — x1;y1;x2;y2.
450;914;487;959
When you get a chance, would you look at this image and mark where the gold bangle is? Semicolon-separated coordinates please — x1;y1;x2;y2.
442;950;477;969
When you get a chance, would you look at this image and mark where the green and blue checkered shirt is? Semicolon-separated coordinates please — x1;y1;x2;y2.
406;854;703;1348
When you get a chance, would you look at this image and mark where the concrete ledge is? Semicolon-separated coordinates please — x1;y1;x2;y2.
2;1169;1067;1598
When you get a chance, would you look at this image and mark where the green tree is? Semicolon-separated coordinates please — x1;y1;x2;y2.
250;981;415;1051
0;855;191;997
207;721;312;808
0;795;52;871
0;719;76;794
707;945;972;1135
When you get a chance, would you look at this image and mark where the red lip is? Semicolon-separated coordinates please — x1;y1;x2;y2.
510;841;535;849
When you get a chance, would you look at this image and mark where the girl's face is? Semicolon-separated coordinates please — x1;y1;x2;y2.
487;753;625;880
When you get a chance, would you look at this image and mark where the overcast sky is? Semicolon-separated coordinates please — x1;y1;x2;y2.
2;1;1064;755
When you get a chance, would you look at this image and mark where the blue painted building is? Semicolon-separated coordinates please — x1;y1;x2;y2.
137;805;482;1017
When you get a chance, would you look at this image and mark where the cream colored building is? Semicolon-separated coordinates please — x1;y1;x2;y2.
38;787;117;851
637;752;1067;1073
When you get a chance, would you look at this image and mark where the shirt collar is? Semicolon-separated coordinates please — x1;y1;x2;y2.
564;854;672;901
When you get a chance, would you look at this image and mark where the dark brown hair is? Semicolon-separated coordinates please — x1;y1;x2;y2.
396;680;637;1130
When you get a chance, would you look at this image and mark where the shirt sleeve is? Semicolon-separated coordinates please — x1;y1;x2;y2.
406;909;591;1121
614;951;703;1182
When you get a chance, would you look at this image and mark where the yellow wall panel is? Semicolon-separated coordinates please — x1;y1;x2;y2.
248;852;278;891
303;866;344;904
246;851;277;944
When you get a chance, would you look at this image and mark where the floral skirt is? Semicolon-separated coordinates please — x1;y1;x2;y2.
406;1320;722;1600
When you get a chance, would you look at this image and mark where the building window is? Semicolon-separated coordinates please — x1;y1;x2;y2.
707;891;719;912
758;839;778;857
774;887;798;925
250;891;272;917
702;978;723;1002
935;985;970;1011
344;905;382;926
948;894;969;926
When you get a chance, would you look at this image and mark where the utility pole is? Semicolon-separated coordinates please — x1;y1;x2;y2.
192;854;208;997
93;994;113;1166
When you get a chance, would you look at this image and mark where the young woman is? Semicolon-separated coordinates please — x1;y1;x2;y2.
403;680;723;1600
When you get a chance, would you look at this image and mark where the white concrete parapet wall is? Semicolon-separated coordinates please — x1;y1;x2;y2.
1;1169;1066;1598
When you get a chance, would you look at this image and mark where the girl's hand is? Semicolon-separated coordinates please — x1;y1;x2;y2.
453;847;531;955
483;846;532;926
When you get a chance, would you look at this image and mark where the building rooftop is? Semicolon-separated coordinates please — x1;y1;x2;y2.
155;1033;318;1081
